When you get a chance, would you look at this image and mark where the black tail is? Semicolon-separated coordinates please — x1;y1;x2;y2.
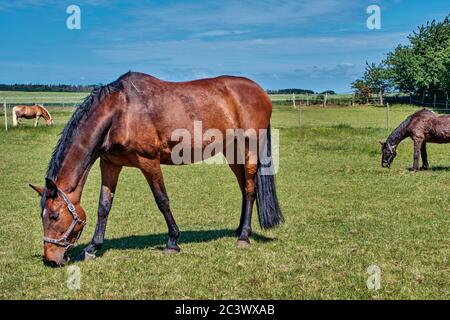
256;125;283;229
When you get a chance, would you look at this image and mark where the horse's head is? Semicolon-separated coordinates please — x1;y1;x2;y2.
29;178;86;267
379;140;397;168
45;116;54;126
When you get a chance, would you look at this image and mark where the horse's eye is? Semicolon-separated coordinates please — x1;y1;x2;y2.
49;212;59;220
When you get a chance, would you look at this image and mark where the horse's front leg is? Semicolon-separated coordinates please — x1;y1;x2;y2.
140;158;180;253
412;139;422;171
76;159;122;261
420;142;429;170
35;116;39;127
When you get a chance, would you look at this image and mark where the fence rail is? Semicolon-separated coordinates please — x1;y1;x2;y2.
2;94;449;131
270;92;450;109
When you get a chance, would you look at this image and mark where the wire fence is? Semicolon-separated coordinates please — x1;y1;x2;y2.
2;93;449;131
270;92;450;109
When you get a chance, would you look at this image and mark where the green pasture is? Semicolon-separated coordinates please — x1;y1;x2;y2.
0;104;449;299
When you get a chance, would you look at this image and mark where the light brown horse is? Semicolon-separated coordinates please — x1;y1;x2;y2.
380;108;450;171
12;104;53;127
29;71;283;266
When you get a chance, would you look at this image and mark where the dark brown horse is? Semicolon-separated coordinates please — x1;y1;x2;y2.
29;71;283;266
12;104;53;127
380;108;450;171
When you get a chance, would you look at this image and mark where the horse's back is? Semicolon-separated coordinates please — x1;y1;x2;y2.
121;72;272;130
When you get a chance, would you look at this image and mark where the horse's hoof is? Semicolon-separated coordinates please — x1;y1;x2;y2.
74;251;96;262
236;239;251;248
84;252;96;260
164;247;180;254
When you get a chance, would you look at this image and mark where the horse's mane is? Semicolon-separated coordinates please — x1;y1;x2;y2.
387;108;434;144
46;73;128;179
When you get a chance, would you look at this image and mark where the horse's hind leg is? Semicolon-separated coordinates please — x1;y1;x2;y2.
236;151;258;247
140;158;180;253
420;142;429;170
228;163;246;235
76;159;122;261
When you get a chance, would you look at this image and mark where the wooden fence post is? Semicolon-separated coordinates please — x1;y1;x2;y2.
3;98;7;131
386;103;390;131
352;93;355;107
306;93;309;106
292;93;296;109
323;92;327;107
446;92;448;110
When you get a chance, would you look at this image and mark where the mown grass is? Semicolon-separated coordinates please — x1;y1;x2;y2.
0;105;449;299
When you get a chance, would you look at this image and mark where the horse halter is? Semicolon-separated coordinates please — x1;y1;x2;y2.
43;188;86;249
386;142;395;154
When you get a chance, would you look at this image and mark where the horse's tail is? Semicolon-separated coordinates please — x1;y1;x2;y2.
12;107;18;126
255;124;283;229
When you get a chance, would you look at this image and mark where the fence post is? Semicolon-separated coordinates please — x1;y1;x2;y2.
306;93;309;106
446;92;448;110
292;93;295;109
3;98;7;131
386;103;390;131
323;92;327;107
352;93;355;107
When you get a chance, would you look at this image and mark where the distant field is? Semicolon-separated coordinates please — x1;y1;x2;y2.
0;104;449;299
0;91;88;104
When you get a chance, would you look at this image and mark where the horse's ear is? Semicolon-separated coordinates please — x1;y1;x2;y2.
379;140;385;145
45;178;58;198
29;184;44;196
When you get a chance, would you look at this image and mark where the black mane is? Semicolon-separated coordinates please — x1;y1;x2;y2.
46;73;129;179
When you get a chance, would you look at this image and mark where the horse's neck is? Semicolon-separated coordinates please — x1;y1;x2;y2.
387;116;411;146
38;107;49;120
51;110;110;200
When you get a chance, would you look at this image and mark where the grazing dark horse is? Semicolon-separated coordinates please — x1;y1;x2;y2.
380;108;450;171
29;71;283;266
12;104;53;127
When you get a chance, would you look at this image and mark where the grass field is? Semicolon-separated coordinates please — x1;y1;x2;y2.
0;104;449;299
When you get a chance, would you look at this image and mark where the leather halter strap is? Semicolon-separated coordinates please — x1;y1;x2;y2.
43;188;86;249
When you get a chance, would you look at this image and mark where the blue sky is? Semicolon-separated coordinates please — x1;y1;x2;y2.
0;0;448;92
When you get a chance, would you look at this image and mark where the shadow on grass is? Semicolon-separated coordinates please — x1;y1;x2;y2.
429;166;450;172
71;229;275;258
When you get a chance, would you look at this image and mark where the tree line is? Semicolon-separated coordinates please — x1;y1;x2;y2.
267;89;335;95
353;14;450;104
0;84;95;92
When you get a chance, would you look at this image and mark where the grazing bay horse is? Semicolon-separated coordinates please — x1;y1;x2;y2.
380;108;450;171
12;104;53;127
29;71;283;266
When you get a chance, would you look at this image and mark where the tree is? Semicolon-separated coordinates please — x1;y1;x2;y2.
351;79;371;104
385;15;450;97
362;62;392;104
